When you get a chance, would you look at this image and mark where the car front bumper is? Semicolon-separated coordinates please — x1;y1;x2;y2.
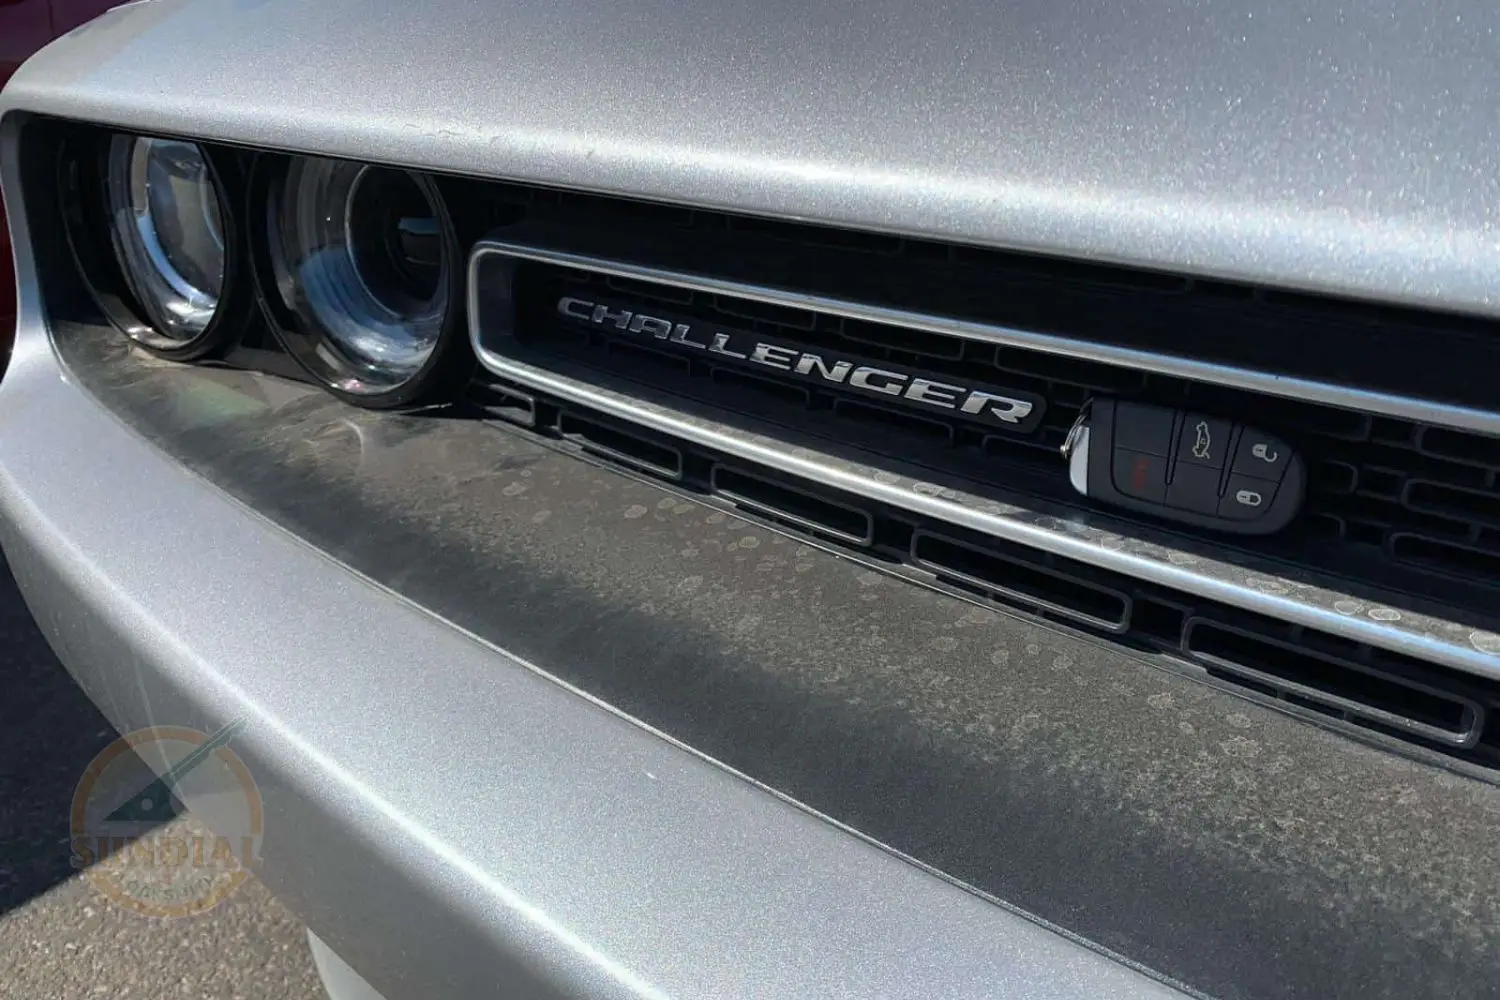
0;321;1199;999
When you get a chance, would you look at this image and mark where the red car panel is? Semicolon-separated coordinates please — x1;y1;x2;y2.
2;0;117;351
2;0;57;339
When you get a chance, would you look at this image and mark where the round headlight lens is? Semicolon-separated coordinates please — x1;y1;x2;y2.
105;135;226;342
267;156;454;398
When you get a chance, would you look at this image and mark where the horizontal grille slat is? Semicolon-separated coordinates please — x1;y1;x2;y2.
1404;481;1500;529
1392;534;1500;577
1420;427;1500;467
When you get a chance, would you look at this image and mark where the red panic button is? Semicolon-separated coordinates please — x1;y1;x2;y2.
1111;450;1168;503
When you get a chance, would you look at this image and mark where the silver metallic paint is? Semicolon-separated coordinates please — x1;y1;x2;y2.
43;316;1500;996
0;325;1189;1000
0;109;1189;998
4;3;1500;992
5;0;1500;320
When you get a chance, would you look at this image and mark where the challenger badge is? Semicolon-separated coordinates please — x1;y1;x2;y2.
556;295;1046;433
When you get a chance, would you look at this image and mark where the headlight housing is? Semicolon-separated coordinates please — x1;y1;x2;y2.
254;155;467;408
61;131;246;361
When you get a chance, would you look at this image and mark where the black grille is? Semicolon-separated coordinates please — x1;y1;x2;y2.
507;263;1500;613
467;376;1500;774
458;179;1500;771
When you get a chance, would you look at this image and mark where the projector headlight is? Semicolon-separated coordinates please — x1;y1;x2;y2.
104;135;228;349
257;155;465;407
60;133;245;359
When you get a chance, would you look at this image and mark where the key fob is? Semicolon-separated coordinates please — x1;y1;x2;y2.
1062;399;1305;535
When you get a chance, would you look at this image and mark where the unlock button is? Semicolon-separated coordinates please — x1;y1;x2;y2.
1231;430;1291;481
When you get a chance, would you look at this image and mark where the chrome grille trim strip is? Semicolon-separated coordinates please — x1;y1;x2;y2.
471;238;1500;438
468;239;1500;684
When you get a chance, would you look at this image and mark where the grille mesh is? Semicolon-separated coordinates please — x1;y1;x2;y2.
511;263;1500;611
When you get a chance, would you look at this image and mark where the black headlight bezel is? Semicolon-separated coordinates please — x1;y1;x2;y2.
42;120;488;405
57;129;254;362
247;153;472;410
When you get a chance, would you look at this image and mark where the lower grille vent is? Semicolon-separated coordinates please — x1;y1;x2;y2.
912;530;1133;635
472;374;1500;774
471;382;537;428
1184;619;1483;748
710;466;875;547
556;410;685;481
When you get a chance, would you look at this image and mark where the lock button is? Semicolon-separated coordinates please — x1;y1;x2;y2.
1231;429;1291;482
1218;474;1280;520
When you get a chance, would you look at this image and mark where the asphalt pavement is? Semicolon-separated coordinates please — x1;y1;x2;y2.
0;557;325;999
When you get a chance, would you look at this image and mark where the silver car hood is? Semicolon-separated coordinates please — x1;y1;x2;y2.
6;0;1500;318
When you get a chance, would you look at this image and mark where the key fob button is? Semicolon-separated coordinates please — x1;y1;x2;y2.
1232;430;1291;481
1219;474;1280;520
1175;414;1233;471
1114;402;1176;457
1165;463;1223;515
1112;449;1169;503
